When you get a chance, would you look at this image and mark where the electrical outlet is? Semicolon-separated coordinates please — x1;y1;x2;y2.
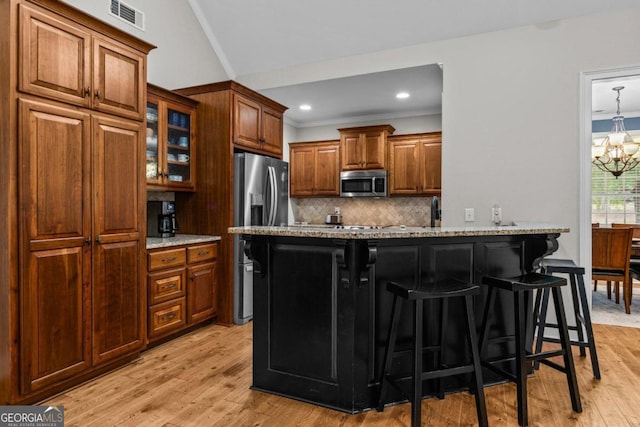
464;208;475;222
334;207;341;215
492;205;502;225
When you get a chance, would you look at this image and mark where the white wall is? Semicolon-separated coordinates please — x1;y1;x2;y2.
61;0;228;88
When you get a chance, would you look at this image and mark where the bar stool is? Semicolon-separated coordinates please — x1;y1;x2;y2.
479;272;582;426
535;258;600;379
377;279;488;427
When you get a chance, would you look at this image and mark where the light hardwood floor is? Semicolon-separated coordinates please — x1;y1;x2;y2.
44;322;640;426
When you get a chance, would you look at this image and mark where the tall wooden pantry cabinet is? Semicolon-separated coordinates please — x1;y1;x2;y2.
0;0;154;404
174;81;287;325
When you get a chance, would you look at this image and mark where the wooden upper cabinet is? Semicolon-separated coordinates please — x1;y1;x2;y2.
339;125;395;171
19;3;146;120
92;37;145;120
420;138;442;194
388;132;442;196
146;84;198;191
290;141;340;197
290;144;315;196
234;95;262;150
92;115;142;240
19;4;92;108
261;107;284;156
233;93;284;157
19;99;91;245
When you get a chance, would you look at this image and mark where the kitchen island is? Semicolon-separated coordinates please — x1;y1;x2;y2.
228;223;568;413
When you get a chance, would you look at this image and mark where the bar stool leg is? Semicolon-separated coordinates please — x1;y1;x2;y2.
551;287;582;413
575;273;600;379
567;274;586;357
532;288;550;370
412;299;424;427
514;290;529;426
479;287;497;357
463;295;489;427
377;294;403;411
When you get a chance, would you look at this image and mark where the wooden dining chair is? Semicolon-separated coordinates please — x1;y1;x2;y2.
592;227;634;314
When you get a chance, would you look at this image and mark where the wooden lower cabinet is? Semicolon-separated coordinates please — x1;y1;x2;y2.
21;247;91;394
187;263;217;323
92;240;144;365
149;298;187;338
147;242;218;341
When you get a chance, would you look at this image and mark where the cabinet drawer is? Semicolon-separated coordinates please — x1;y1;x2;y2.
148;268;185;305
187;243;217;264
149;298;186;338
148;248;186;271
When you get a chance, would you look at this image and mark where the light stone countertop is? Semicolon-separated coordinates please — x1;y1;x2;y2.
228;221;569;240
146;234;221;250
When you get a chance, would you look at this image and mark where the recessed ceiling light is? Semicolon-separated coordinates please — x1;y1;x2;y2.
396;92;410;99
299;104;312;111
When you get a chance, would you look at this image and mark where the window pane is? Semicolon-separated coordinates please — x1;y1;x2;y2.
592;164;640;224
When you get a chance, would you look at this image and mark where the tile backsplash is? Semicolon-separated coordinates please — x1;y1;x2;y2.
293;197;438;227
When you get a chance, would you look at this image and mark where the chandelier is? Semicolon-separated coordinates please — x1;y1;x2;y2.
592;86;640;178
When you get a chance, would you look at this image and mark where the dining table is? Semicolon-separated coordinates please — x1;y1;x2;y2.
632;238;640;259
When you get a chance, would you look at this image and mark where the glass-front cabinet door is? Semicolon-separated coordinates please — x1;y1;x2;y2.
146;101;161;184
146;84;197;192
166;108;191;185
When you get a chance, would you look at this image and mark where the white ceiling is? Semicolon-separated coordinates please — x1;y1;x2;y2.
188;0;640;126
592;76;640;121
260;64;443;127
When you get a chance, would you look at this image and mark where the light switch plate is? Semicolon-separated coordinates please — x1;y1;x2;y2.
464;208;475;222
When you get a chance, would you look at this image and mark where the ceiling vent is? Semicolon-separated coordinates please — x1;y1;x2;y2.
109;0;145;31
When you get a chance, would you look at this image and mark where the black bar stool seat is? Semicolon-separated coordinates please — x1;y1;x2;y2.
479;272;582;426
377;279;488;427
536;258;600;379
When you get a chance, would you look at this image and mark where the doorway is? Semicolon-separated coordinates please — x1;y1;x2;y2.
580;66;640;328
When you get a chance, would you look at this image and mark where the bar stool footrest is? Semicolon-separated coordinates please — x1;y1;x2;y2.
538;359;569;373
540;336;591;349
528;349;564;362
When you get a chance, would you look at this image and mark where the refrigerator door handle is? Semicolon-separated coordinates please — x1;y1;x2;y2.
267;166;278;226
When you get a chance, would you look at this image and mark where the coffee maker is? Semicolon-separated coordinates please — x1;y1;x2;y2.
147;201;179;238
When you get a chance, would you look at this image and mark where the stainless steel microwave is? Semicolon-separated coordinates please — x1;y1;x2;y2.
340;170;387;197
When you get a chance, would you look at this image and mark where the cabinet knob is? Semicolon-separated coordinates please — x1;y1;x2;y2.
95;236;101;244
85;238;91;245
95;90;101;100
83;87;91;98
259;137;266;144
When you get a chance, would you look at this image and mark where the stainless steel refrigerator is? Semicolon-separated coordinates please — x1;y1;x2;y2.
233;152;289;324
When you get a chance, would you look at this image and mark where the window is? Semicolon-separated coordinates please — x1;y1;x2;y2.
592;164;640;224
